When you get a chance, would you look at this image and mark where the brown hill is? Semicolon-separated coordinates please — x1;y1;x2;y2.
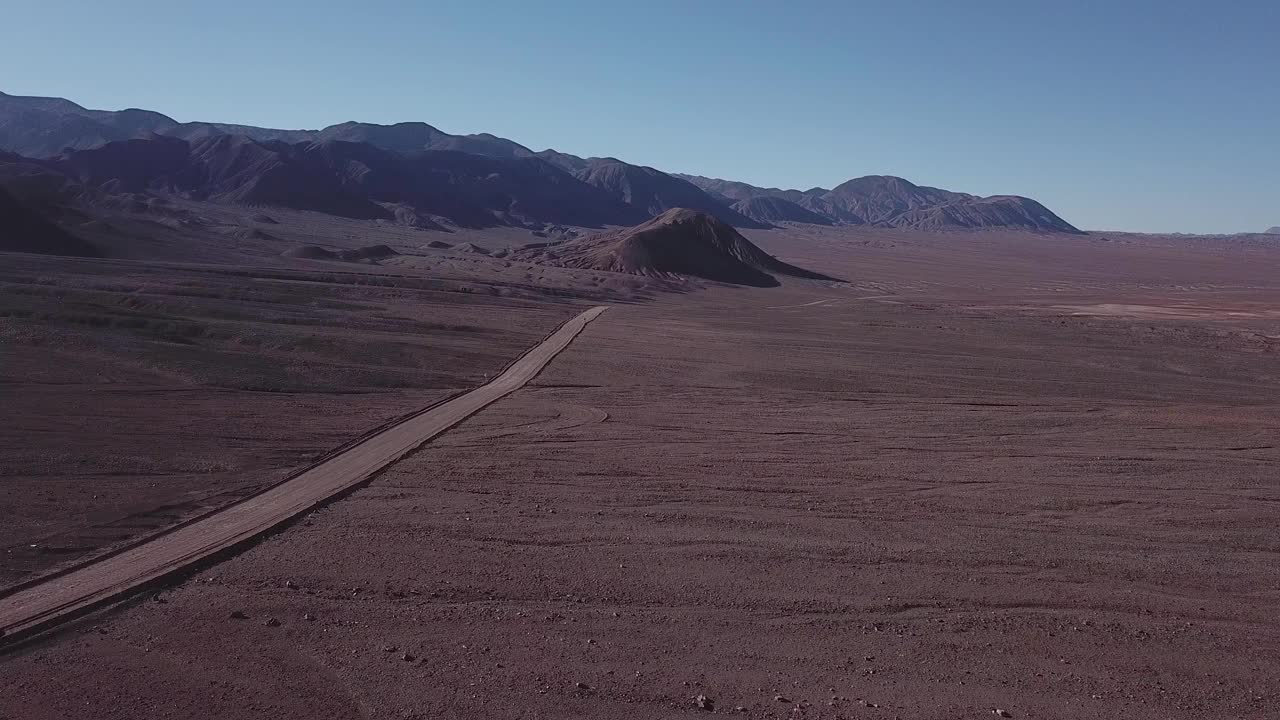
513;209;837;288
732;196;833;226
0;185;100;257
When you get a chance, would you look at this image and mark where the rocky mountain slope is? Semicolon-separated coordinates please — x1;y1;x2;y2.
573;160;770;229
731;196;833;226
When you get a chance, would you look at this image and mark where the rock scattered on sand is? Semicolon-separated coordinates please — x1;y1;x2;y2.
575;682;591;691
229;610;248;620
264;618;281;627
774;695;790;703
303;613;316;622
695;695;714;711
402;652;415;662
994;710;1013;718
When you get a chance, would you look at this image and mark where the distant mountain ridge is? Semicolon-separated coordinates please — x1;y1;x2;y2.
679;173;1079;233
1266;226;1280;235
3;133;647;229
0;92;534;159
0;90;1080;233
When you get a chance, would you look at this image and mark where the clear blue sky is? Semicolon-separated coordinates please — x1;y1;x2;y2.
4;0;1277;233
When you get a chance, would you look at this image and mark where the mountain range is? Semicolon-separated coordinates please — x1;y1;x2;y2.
0;90;1081;234
678;173;1078;233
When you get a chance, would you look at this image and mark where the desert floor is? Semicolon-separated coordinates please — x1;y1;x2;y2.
2;223;1278;719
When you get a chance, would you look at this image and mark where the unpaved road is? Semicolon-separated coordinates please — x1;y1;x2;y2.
0;305;607;645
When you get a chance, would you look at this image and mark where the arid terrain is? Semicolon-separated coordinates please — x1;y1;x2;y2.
0;247;593;587
1;213;1278;719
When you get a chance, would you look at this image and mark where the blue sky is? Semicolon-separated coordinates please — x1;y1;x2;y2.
5;0;1277;233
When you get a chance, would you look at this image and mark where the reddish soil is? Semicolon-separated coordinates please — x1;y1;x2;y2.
2;224;1279;719
0;252;582;587
0;307;607;641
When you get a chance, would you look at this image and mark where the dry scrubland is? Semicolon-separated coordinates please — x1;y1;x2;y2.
2;217;1279;719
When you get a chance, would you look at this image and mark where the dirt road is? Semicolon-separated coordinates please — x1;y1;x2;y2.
0;305;608;645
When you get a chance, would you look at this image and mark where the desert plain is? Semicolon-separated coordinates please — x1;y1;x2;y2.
0;214;1277;720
